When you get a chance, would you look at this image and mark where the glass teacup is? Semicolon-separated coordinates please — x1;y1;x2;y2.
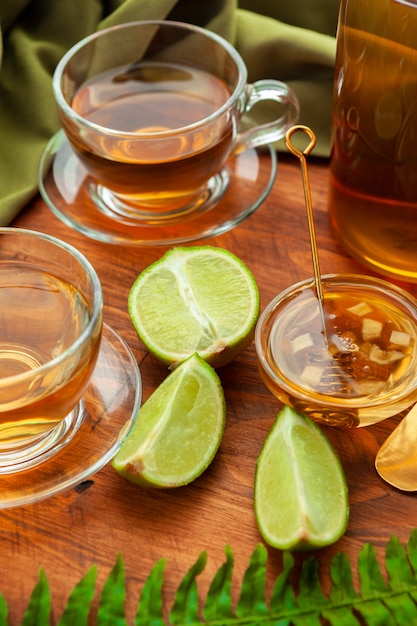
52;20;299;221
0;228;103;470
255;274;417;427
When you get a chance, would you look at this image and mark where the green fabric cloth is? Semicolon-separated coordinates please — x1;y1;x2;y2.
0;0;338;225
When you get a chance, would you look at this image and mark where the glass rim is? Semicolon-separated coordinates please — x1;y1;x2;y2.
0;227;103;386
52;19;248;138
255;273;417;408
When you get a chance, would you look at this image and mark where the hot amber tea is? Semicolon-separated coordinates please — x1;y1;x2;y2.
66;61;233;206
0;265;98;447
329;0;417;281
256;277;417;427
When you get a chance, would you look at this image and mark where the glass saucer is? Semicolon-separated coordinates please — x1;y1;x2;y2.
0;323;142;509
38;130;277;246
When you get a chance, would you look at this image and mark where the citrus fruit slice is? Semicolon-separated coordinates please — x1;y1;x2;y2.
128;246;260;368
112;353;226;488
254;405;349;550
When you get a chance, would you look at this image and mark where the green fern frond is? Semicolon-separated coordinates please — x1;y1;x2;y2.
169;551;207;625
135;558;166;626
5;529;417;626
97;553;127;626
58;565;97;626
20;569;50;626
0;596;8;626
203;545;234;622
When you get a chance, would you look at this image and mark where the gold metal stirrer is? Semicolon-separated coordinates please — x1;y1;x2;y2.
285;125;327;337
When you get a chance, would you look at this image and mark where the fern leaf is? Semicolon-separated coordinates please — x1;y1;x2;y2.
351;543;396;625
286;557;329;626
358;543;390;598
299;556;329;610
203;545;234;622
58;565;97;626
20;569;50;626
329;551;359;604
97;554;127;626
407;529;417;575
321;607;361;626
270;550;297;617
321;552;361;626
236;544;269;620
386;535;416;589
354;599;398;626
0;594;8;626
380;536;417;624
169;551;206;625
383;595;417;625
135;558;166;626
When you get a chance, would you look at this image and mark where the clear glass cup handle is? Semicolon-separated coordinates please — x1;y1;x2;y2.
235;80;300;154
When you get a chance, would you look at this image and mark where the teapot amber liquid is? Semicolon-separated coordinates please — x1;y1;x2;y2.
329;0;417;281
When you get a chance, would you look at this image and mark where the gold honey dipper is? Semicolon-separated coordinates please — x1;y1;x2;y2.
285;125;327;341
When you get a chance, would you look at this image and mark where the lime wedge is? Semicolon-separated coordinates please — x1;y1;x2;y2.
128;246;260;368
112;353;226;488
255;406;349;550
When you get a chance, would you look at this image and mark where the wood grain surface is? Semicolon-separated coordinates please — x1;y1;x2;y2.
4;151;417;624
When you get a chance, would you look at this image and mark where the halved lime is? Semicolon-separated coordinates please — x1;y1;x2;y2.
254;405;349;550
128;246;260;368
112;353;226;488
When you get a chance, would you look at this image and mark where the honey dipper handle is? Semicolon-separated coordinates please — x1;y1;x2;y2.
285;125;325;320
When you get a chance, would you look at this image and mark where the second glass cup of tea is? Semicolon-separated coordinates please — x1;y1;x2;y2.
52;20;299;220
255;274;417;428
0;228;103;471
